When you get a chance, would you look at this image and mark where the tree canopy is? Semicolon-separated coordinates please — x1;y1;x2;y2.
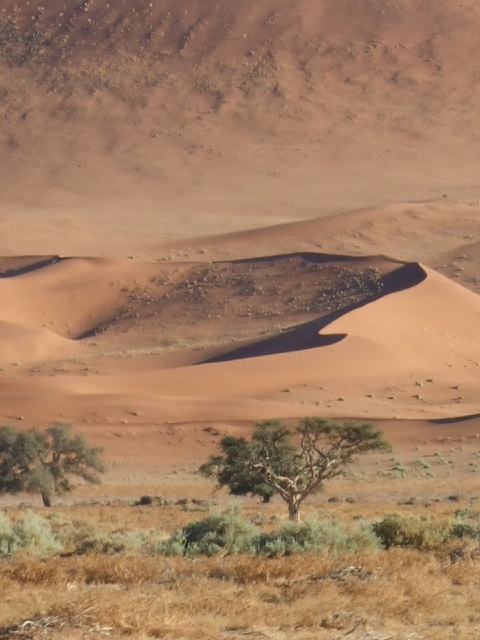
200;418;391;521
0;423;106;506
199;434;275;504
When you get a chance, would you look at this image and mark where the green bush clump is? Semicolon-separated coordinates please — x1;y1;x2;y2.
0;511;150;557
4;507;480;560
167;506;259;556
372;513;452;550
48;513;164;555
259;516;379;557
47;514;94;554
0;511;63;557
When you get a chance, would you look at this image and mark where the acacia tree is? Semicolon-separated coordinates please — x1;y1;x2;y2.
0;423;106;506
200;418;390;522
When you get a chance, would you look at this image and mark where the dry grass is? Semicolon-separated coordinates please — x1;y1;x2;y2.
1;548;480;639
1;467;480;639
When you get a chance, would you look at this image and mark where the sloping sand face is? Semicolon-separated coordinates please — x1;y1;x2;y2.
0;0;479;470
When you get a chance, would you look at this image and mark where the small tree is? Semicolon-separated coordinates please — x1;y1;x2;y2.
200;418;391;522
0;423;106;506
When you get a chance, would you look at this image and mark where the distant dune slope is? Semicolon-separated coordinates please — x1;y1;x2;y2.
0;321;72;363
2;0;480;249
3;0;480;147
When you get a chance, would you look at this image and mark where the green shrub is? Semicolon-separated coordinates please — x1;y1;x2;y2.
13;511;62;556
75;530;147;555
162;529;188;556
417;459;430;469
169;506;259;556
454;509;480;521
259;517;379;557
372;513;451;550
47;513;97;554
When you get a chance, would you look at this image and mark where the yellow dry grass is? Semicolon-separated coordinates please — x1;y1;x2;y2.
2;548;480;639
1;465;480;640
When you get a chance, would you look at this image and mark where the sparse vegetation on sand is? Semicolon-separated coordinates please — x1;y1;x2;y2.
4;503;480;560
1;497;480;639
0;421;478;638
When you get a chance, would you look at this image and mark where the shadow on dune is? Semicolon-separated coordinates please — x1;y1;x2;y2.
229;251;384;266
201;260;426;364
429;413;480;425
0;256;61;277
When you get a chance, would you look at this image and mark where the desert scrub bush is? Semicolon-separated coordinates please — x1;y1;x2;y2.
48;514;163;555
47;513;96;553
451;509;480;540
0;511;73;557
166;506;259;556
416;459;430;469
12;511;62;556
258;516;379;557
1;512;166;558
372;513;451;550
73;530;149;555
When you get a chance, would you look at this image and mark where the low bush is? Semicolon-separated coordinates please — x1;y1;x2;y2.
166;512;379;557
0;511;63;557
258;516;380;556
167;506;259;556
451;509;480;540
372;513;451;550
2;507;480;560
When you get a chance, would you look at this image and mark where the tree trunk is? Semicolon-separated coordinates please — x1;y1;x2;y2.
41;491;52;507
288;501;301;522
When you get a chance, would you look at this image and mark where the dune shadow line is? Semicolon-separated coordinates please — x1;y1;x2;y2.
429;413;480;425
0;256;61;278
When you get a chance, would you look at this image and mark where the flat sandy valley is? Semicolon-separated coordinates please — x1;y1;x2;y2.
0;1;480;638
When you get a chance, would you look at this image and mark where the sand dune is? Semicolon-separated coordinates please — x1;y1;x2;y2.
0;0;479;471
0;251;403;363
434;239;480;296
0;261;477;433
